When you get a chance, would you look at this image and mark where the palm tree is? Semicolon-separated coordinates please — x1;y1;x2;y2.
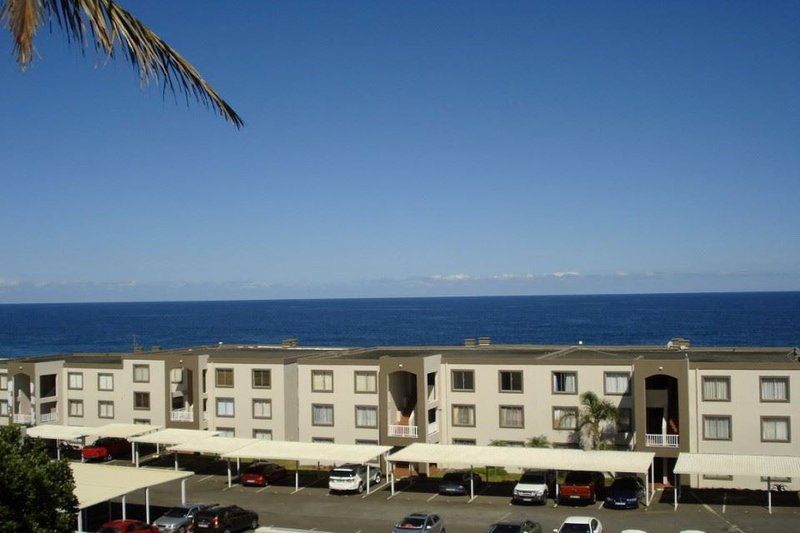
577;391;619;450
2;0;242;127
526;435;550;448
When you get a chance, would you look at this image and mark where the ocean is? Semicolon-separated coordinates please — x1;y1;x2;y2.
0;292;798;357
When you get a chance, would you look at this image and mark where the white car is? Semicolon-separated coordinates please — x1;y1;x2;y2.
513;470;554;504
554;516;603;533
328;463;381;493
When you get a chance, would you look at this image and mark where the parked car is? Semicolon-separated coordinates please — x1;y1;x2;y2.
82;437;130;462
328;463;382;493
553;516;603;533
513;469;556;504
152;503;214;532
392;513;445;533
438;471;482;495
558;471;605;504
240;462;288;487
605;476;646;509
192;505;258;532
98;519;159;533
487;520;543;533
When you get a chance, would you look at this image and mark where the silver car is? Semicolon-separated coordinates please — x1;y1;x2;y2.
392;513;445;533
152;503;213;532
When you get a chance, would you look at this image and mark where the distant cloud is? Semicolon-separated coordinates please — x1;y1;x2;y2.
551;271;581;279
429;274;475;282
0;278;21;288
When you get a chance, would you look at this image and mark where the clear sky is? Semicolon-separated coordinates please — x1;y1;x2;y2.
1;1;798;302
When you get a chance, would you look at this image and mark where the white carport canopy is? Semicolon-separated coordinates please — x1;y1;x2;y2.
26;424;93;460
71;462;193;531
674;453;800;513
222;440;391;493
84;423;161;439
129;429;220;468
387;443;656;503
169;436;255;484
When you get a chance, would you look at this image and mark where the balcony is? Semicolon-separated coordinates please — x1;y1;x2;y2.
427;420;439;435
13;413;33;425
40;412;58;423
645;433;679;448
388;424;418;438
170;409;194;422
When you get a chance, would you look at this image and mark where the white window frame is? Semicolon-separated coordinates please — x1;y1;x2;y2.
97;373;114;392
216;398;234;417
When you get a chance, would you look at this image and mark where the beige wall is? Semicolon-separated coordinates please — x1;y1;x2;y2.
0;367;9;426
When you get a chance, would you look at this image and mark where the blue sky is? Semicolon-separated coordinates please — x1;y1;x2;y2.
1;1;798;302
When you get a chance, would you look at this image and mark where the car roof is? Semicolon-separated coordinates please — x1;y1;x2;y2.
564;516;595;524
406;512;434;518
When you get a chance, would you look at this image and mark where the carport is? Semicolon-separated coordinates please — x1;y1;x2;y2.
387;443;656;503
222;440;392;494
71;462;193;531
25;424;92;459
168;436;254;486
84;423;161;464
674;453;800;513
129;428;220;468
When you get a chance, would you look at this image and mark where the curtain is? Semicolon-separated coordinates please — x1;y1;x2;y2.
313;372;333;391
605;373;629;394
356;372;376;393
313;405;333;425
454;406;475;426
500;406;523;427
356;407;377;427
761;378;787;401
254;400;271;418
554;373;576;393
704;417;730;439
216;399;233;416
554;408;577;429
762;419;789;441
703;378;729;400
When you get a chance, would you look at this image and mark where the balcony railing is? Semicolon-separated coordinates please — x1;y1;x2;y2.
645;433;679;448
427;420;439;435
40;412;58;423
170;409;194;422
13;413;33;425
388;424;419;438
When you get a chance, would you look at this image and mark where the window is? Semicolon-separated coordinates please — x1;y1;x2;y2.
452;439;476;445
604;372;630;395
355;406;378;428
354;371;377;393
0;400;9;416
312;370;334;392
702;376;731;401
703;474;733;481
703;415;732;440
215;368;234;388
132;365;150;383
760;377;789;402
761;417;790;443
0;374;7;390
97;373;114;391
553;407;578;430
98;401;114;419
133;392;150;410
427;372;437;401
552;371;577;394
499;406;524;428
252;399;272;419
312;404;334;426
133;418;150;425
762;476;792;483
452;404;476;427
499;370;523;392
618;408;632;432
312;437;334;443
252;369;272;389
217;427;235;438
216;398;234;417
170;368;183;384
253;429;273;440
451;370;475;392
67;372;83;390
68;400;83;417
356;439;379;445
202;369;207;393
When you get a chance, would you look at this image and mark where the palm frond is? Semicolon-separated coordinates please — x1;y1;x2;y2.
1;0;42;67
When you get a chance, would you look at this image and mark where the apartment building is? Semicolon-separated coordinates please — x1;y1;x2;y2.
1;341;798;490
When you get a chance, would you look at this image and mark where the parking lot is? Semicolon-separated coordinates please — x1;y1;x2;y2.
79;457;800;533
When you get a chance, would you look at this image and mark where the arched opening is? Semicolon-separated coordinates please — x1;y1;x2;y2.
387;371;418;438
645;374;679;447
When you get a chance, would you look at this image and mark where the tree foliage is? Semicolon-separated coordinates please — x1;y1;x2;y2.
577;391;619;450
526;434;550;448
0;425;78;533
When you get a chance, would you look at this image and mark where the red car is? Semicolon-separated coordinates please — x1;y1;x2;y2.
98;519;159;532
240;461;288;487
558;471;606;504
82;437;130;461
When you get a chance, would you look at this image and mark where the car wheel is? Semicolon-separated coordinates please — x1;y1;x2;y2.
374;472;382;484
105;453;112;461
591;493;596;504
177;528;186;533
357;482;364;494
251;518;259;530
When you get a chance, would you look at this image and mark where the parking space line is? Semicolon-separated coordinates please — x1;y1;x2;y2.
690;491;744;533
256;486;269;493
426;493;438;502
387;478;415;500
197;475;215;483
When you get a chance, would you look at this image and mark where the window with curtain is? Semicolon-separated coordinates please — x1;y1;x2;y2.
312;370;334;392
0;374;8;390
604;372;630;395
68;400;83;417
253;429;273;440
67;372;83;390
703;416;731;440
451;370;475;392
133;365;150;383
312;404;334;426
98;401;114;419
553;407;578;429
252;399;272;419
0;400;8;416
760;377;789;402
217;428;235;438
170;368;184;384
354;371;377;393
215;368;233;387
355;406;378;428
97;374;114;391
252;369;272;388
761;417;790;442
452;439;476;445
452;405;476;426
499;371;523;392
216;398;234;417
552;372;577;393
702;377;731;401
499;406;524;428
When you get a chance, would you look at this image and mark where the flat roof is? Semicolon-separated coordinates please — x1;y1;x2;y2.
129;428;220;445
675;453;800;478
84;423;161;439
70;463;192;510
26;424;93;441
387;443;655;474
169;436;255;456
222;440;391;464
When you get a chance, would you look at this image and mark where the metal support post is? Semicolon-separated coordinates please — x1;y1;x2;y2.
174;452;179;471
121;494;126;519
295;461;299;492
470;465;474;500
367;464;371;495
227;460;232;487
145;487;150;523
131;442;136;464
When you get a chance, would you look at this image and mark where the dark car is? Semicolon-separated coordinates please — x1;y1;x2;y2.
193;505;258;532
82;437;130;461
604;476;645;509
486;520;542;533
438;471;482;495
558;471;606;504
240;461;288;487
98;519;159;532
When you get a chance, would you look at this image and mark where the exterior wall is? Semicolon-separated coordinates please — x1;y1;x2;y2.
0;366;9;426
124;359;167;427
63;365;126;428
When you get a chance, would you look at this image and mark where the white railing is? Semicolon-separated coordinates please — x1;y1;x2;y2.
170;409;194;422
645;433;679;448
427;420;439;435
388;424;419;438
40;412;58;423
13;413;33;424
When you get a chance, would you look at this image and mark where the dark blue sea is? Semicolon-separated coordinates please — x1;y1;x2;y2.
0;292;798;357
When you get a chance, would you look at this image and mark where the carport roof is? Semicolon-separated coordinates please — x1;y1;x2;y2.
221;440;391;464
169;436;255;455
25;424;93;441
387;443;655;474
70;463;192;510
675;453;800;478
130;428;220;445
84;423;161;439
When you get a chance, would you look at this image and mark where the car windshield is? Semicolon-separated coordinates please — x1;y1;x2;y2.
163;508;189;517
442;473;464;481
612;478;640;490
331;469;356;477
559;524;591;533
564;472;592;484
520;473;546;484
488;524;523;533
397;516;426;528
